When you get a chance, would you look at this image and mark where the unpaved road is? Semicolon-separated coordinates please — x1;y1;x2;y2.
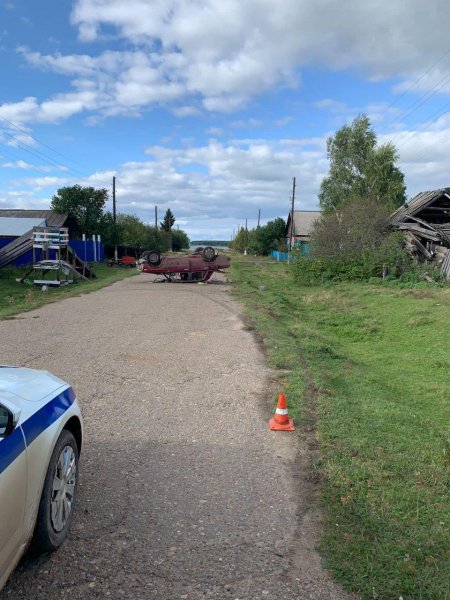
0;274;352;599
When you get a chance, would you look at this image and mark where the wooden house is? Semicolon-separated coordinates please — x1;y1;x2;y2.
285;210;321;252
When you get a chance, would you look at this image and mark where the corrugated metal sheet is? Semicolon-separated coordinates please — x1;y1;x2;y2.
0;210;67;226
0;217;46;236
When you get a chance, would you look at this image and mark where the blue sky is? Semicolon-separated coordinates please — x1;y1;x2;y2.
1;0;450;239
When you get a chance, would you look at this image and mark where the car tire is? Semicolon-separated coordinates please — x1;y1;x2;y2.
146;250;161;266
202;246;216;262
31;430;79;553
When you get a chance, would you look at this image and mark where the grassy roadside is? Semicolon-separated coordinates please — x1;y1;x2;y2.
231;255;449;599
0;264;137;320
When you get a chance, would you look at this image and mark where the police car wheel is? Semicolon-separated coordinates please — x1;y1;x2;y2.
31;430;79;552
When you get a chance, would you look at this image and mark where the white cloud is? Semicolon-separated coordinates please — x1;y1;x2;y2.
1;160;67;172
20;176;70;189
172;106;200;117
3;0;449;126
315;99;348;114
231;119;263;129
106;139;327;234
274;116;294;127
0;89;103;125
2;160;31;169
207;127;224;137
71;0;450;95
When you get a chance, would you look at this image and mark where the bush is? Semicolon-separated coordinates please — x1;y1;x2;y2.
291;197;412;283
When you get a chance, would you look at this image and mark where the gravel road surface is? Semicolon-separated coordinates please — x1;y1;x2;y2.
0;274;353;599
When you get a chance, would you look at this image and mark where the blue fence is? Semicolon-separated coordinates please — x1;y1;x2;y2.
70;239;104;263
270;242;311;262
270;250;289;262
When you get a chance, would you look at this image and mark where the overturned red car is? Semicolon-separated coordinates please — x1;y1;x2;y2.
138;246;230;282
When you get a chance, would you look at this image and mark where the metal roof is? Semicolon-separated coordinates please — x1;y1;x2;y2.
0;217;46;236
0;210;67;228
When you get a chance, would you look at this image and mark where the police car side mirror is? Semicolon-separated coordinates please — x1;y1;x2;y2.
0;403;20;437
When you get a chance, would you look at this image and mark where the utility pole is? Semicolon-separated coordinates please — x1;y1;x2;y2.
257;209;261;228
244;218;248;255
154;206;158;250
289;177;296;253
113;176;118;261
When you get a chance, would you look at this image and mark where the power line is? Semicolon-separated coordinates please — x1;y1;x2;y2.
396;108;450;167
0;127;89;179
379;70;450;136
377;48;450;125
0;114;92;176
394;102;450;150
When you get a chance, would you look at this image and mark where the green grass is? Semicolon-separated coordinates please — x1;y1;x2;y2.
231;255;450;600
0;264;137;320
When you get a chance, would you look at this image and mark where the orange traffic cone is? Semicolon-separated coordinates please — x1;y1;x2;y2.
269;393;295;431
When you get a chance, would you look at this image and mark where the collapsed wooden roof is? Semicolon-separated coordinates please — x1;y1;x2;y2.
390;188;450;226
390;189;450;279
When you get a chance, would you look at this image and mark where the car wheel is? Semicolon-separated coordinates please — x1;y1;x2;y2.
146;250;161;265
202;246;216;262
31;430;79;552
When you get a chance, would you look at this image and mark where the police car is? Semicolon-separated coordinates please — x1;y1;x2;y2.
0;366;83;590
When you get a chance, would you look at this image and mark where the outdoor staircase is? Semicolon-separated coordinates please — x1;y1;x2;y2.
67;246;96;279
0;229;95;279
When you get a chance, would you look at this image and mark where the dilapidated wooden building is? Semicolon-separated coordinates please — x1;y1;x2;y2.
390;188;450;279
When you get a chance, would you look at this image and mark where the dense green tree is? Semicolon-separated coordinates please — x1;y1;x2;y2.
250;217;286;255
117;214;149;251
231;218;286;255
319;115;406;212
145;226;165;252
172;229;190;251
99;211;120;247
230;227;250;253
160;208;176;232
51;185;109;238
100;212;188;254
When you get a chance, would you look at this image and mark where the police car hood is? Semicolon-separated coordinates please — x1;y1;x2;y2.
0;366;68;404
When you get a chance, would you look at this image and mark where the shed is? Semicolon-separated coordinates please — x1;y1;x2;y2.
390;188;450;232
389;188;450;279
